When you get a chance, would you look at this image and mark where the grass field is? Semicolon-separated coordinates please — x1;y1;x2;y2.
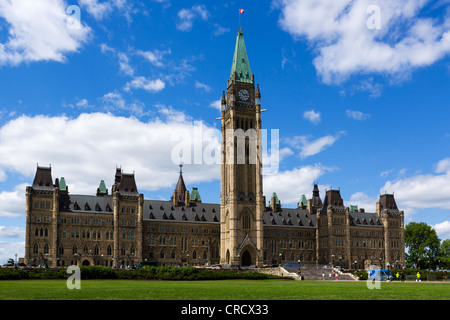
0;279;449;300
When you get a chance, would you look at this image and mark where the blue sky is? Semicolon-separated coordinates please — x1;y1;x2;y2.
0;0;450;263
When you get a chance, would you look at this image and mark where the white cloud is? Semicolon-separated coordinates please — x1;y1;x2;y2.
433;221;450;240
195;81;211;92
124;76;165;93
354;78;383;98
276;0;450;84
78;0;112;20
303;109;321;124
381;158;450;211
346;109;371;120
137;48;171;67
0;112;220;196
209;99;221;111
100;90;149;116
176;5;209;31
264;164;334;206
285;131;346;159
347;192;377;213
0;184;27;218
435;158;450;174
0;0;91;66
213;24;230;36
78;0;134;22
0;226;25;239
0;241;24;265
100;44;134;76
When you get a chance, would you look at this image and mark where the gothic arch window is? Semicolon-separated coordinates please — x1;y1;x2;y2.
33;243;39;254
149;248;153;259
59;244;64;255
121;246;126;255
73;246;77;255
35;228;38;236
243;211;250;230
193;250;197;259
130;246;135;255
44;244;49;254
160;249;165;259
171;250;175;259
107;245;112;256
94;245;99;255
83;245;89;254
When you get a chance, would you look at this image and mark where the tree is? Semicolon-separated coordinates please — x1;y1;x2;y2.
404;222;440;269
437;239;450;269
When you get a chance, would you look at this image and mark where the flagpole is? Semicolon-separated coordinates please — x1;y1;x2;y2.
238;9;244;32
239;12;241;31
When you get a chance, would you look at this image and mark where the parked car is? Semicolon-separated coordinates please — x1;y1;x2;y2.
368;268;393;281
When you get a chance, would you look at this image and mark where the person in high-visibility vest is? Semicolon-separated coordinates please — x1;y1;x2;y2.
416;272;421;282
396;272;400;280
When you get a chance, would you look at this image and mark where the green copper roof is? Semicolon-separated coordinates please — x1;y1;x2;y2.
189;187;201;202
59;177;67;191
98;180;107;194
298;194;307;207
230;30;252;83
269;192;280;205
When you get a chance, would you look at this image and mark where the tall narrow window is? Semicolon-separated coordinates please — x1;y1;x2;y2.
243;212;250;230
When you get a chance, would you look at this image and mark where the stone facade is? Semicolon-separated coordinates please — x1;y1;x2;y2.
24;30;405;270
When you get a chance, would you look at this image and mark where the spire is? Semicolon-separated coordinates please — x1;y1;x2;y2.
173;164;187;205
230;30;252;84
312;183;322;206
221;90;226;111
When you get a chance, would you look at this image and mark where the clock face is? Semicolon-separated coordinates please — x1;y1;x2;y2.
238;89;250;101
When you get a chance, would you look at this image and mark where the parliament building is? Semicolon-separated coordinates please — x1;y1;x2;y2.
24;30;405;270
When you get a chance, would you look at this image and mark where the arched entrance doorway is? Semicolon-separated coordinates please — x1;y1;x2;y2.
241;250;252;266
82;259;90;266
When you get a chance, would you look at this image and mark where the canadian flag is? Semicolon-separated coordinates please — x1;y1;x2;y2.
239;8;245;14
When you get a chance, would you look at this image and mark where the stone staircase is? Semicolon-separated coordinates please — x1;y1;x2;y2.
285;267;356;281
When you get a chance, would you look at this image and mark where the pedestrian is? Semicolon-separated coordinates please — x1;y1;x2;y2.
416;272;421;282
322;273;325;280
329;273;332;280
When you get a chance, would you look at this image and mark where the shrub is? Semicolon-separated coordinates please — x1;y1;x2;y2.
0;266;283;281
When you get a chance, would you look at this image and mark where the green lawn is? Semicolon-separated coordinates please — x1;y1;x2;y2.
0;279;449;300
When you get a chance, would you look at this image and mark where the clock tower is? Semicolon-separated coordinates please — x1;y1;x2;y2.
220;29;264;266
